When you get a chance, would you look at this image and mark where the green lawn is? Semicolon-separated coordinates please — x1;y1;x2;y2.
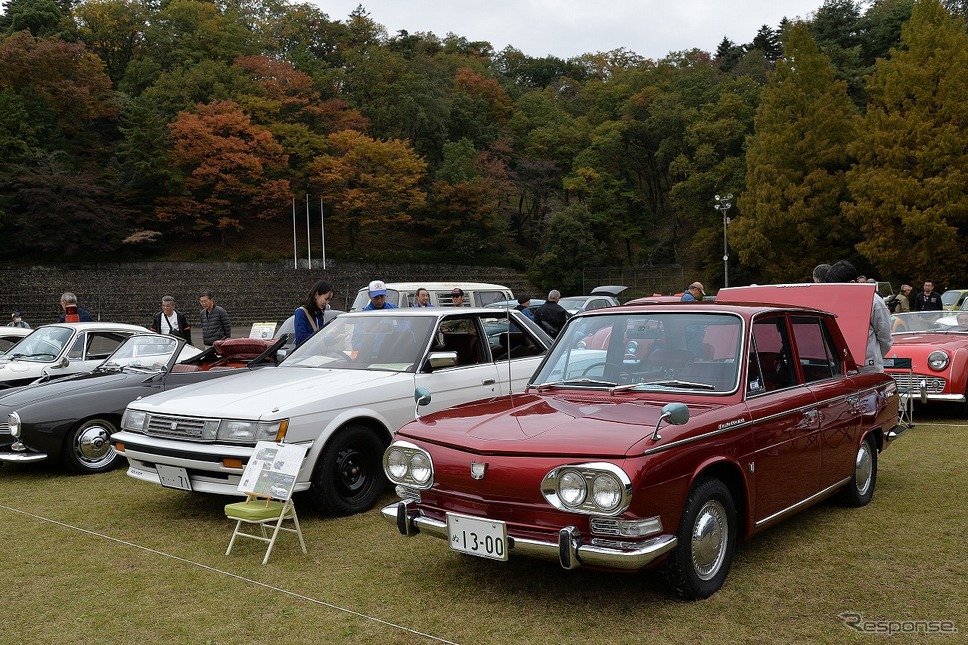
1;416;965;644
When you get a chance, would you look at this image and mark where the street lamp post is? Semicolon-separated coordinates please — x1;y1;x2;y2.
715;193;733;288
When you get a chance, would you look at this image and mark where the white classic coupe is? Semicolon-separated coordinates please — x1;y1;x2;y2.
113;308;552;515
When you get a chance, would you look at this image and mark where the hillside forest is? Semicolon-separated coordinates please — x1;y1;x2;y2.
1;0;967;292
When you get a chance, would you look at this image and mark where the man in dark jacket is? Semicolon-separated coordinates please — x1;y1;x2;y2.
533;290;568;337
58;292;93;322
199;290;231;346
150;296;192;341
913;281;943;311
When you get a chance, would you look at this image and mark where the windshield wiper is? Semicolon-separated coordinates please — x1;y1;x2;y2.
97;361;122;372
612;379;716;392
535;377;617;391
11;352;56;360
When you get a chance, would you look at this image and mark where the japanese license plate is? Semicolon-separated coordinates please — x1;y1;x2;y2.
447;512;508;561
157;464;192;491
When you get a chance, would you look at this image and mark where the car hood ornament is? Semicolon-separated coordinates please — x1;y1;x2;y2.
470;462;487;480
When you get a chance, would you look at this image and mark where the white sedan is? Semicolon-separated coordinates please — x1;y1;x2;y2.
0;322;149;389
113;308;552;515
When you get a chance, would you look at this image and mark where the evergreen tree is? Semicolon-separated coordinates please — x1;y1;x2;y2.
732;23;860;282
844;0;968;283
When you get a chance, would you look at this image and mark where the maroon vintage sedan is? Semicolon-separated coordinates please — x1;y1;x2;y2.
381;284;901;599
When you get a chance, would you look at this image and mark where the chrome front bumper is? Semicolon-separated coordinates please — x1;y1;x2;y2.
381;500;678;571
0;441;47;463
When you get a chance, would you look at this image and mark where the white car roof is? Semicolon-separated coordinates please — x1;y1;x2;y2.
354;282;511;292
44;322;149;332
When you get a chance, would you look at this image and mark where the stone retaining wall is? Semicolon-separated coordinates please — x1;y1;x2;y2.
0;262;536;330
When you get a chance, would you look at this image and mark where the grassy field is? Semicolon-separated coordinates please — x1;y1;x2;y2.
1;413;965;644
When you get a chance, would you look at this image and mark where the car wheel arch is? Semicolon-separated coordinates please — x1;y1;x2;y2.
685;460;749;539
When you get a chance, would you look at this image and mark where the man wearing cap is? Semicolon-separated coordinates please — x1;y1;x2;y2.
681;282;705;302
514;294;535;321
896;284;912;313
450;288;465;307
8;312;30;328
363;280;398;310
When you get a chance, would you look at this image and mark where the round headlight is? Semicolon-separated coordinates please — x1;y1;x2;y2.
927;350;949;371
591;473;623;511
410;452;432;483
386;448;407;479
558;470;587;507
8;412;21;438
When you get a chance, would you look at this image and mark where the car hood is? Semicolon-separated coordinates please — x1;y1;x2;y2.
888;334;968;351
129;367;404;419
398;393;714;458
0;370;137;409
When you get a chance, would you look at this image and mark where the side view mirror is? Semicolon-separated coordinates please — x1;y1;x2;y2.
414;387;431;419
426;351;458;370
651;402;689;442
53;356;70;370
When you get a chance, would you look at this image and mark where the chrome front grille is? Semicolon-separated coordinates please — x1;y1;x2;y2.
145;414;211;440
0;422;9;435
888;373;947;394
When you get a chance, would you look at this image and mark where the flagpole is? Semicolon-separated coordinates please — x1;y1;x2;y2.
305;194;311;267
320;198;326;270
291;197;297;269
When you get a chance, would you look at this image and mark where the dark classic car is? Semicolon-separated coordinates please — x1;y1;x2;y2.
381;284;901;599
884;310;968;416
0;333;286;473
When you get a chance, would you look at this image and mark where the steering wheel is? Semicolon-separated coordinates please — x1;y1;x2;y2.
580;362;636;381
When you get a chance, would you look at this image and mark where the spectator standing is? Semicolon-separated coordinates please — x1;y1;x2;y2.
534;290;568;337
294;280;334;347
450;288;465;307
150;296;191;341
199;290;231;346
824;260;892;373
58;292;93;322
681;282;705;302
913;281;943;311
362;280;398;310
896;285;912;313
812;264;831;283
514;294;535;321
8;312;29;328
412;287;433;307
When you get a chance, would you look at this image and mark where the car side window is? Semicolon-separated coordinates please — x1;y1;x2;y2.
790;316;842;382
86;332;128;360
67;333;86;359
437;316;486;367
480;314;546;361
749;316;799;393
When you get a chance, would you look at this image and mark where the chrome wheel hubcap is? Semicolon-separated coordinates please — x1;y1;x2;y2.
691;500;728;580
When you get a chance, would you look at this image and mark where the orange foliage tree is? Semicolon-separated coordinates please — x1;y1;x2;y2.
157;99;290;240
308;130;427;250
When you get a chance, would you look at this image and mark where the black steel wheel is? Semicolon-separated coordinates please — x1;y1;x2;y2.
309;425;387;516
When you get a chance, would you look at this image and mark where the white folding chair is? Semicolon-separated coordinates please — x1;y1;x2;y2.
224;441;309;564
885;357;915;429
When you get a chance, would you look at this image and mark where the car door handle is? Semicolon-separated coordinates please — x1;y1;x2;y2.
803;410;818;423
482;378;496;385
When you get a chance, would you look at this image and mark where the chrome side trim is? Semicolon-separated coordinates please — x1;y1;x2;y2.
380;501;678;571
754;476;851;528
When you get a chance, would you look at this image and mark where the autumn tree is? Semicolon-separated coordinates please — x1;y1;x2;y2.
73;0;149;86
529;203;609;293
732;23;860;282
844;0;968;283
307;129;427;250
157;99;291;241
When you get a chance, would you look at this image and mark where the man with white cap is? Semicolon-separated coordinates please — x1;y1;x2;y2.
681;282;705;302
362;280;398;310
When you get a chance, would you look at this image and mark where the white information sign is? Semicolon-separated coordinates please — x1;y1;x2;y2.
237;442;309;501
249;322;277;340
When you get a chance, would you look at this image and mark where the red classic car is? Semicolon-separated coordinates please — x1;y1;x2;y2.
381;284;901;599
884;310;968;415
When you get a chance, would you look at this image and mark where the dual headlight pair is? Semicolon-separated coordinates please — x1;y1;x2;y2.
383;442;632;516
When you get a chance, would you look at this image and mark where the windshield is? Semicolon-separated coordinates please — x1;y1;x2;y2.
1;326;74;363
941;291;962;307
103;335;180;371
531;312;743;393
891;311;968;334
281;313;435;372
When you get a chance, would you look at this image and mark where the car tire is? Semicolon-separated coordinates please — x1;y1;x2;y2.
61;418;124;474
309;425;387;516
839;434;878;507
665;476;737;600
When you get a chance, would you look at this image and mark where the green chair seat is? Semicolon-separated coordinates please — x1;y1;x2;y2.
225;500;286;521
